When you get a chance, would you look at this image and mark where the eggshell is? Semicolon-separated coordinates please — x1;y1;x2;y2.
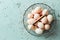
35;28;43;34
27;13;34;18
45;24;50;30
41;16;48;24
34;14;40;19
32;7;42;14
47;15;53;24
42;9;48;16
37;22;44;28
31;26;37;31
28;25;33;30
27;18;35;24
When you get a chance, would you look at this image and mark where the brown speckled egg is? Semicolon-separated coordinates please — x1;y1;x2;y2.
45;24;50;30
34;14;40;19
37;22;44;28
41;16;48;24
27;18;35;25
31;26;37;31
27;13;34;18
42;9;48;16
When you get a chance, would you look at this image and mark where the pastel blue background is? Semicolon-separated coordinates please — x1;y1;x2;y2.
0;0;60;40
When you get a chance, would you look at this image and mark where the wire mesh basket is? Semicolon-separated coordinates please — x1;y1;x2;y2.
23;3;56;37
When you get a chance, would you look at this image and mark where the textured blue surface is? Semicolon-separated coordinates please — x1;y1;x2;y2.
0;0;60;40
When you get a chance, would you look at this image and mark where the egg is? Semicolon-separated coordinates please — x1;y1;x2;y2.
28;25;33;30
41;16;48;24
28;25;37;30
47;15;53;24
32;7;42;14
31;26;37;31
27;18;35;24
45;24;50;30
35;28;43;34
42;9;48;16
37;22;44;28
27;13;34;18
34;14;40;19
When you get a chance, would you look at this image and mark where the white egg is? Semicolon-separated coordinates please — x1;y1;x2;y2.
35;28;43;34
27;13;34;18
45;24;50;30
34;14;40;19
32;7;42;14
42;9;48;16
37;22;44;28
47;15;53;24
28;25;33;30
27;19;35;24
41;16;48;24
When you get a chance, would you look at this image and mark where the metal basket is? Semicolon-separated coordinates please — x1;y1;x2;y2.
23;3;56;37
